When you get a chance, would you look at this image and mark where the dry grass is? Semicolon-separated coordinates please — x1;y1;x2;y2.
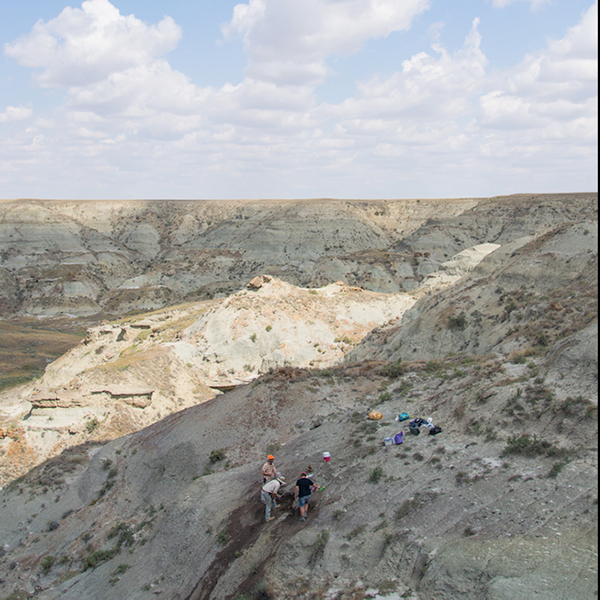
0;319;84;391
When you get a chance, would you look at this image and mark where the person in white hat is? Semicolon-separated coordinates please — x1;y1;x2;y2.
261;475;286;522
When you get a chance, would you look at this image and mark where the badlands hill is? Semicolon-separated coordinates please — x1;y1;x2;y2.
0;193;597;600
0;194;595;319
0;193;595;390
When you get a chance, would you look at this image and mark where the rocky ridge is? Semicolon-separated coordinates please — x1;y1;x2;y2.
0;276;414;486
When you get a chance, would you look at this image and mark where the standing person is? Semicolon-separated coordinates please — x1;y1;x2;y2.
295;472;315;522
261;476;286;522
262;455;278;483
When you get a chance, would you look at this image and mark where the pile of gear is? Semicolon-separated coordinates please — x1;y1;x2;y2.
380;412;443;444
408;417;442;436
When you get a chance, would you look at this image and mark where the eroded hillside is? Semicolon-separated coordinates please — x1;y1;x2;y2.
0;193;595;392
0;193;597;600
0;196;481;320
0;331;596;599
0;276;420;486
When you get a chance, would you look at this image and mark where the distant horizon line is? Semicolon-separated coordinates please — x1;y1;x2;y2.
1;192;596;204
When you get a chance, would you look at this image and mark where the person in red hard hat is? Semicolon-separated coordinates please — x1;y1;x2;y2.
262;455;278;484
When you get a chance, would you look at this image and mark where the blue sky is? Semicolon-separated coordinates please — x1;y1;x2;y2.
0;0;597;199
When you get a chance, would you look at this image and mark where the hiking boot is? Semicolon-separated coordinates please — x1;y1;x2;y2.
300;516;306;522
266;516;276;522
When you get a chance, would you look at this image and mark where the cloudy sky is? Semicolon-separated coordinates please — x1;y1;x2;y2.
0;0;597;199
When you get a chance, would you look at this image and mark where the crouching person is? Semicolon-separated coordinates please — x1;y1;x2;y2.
261;476;286;522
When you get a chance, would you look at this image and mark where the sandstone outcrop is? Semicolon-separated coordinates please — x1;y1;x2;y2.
0;276;419;486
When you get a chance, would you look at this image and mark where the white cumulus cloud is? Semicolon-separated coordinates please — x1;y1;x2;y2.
478;1;598;130
223;0;430;85
3;0;181;87
331;18;487;122
0;105;33;123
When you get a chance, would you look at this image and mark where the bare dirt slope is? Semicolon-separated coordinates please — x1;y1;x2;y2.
0;194;596;600
0;342;596;599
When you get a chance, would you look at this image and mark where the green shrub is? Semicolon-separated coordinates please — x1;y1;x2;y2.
82;549;117;571
395;496;420;520
209;448;226;463
310;529;329;563
548;460;569;478
426;360;441;373
217;529;229;545
448;312;467;330
376;391;392;404
369;467;383;483
396;380;413;394
113;564;131;575
503;301;518;317
382;359;403;378
107;523;134;549
536;333;549;346
85;417;100;433
360;445;378;458
346;525;366;539
40;555;56;574
501;434;569;458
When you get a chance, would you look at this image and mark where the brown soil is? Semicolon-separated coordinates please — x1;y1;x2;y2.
187;488;321;600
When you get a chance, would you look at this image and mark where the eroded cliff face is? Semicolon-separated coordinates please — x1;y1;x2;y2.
0;197;464;317
0;193;597;600
350;220;598;364
3;194;594;319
